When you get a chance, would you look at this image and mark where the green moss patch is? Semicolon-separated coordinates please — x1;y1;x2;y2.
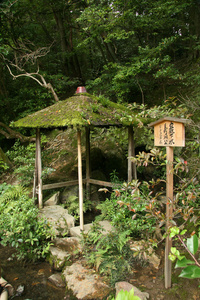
11;94;142;129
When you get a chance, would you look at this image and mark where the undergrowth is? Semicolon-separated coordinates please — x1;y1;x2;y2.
0;183;55;261
81;221;144;286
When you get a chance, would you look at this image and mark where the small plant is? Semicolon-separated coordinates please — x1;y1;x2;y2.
169;226;200;283
112;288;141;300
64;194;92;217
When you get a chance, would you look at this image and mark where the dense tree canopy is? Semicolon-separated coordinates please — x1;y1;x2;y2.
0;0;200;148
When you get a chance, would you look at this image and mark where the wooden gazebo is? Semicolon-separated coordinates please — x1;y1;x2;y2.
12;89;142;230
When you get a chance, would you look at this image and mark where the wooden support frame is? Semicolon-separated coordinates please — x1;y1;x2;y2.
128;126;137;182
32;125;138;230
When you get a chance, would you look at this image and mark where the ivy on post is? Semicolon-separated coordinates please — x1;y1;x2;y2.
149;117;189;289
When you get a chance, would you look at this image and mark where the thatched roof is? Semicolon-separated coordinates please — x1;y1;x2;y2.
12;93;143;129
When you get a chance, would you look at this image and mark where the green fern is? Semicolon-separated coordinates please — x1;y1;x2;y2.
0;184;28;202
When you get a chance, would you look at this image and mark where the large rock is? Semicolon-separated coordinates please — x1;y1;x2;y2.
69;220;113;238
49;246;71;270
63;262;111;299
53;237;82;254
48;273;65;288
115;282;149;300
39;205;75;236
49;237;82;270
44;192;60;206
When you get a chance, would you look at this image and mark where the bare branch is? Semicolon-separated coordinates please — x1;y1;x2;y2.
0;122;35;143
1;39;59;102
13;41;52;67
6;64;45;87
5;60;59;102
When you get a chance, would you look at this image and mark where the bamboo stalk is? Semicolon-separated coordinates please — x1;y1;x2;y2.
36;128;43;208
85;127;91;199
77;130;84;231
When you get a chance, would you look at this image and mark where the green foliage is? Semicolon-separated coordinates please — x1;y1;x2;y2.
6;141;36;186
0;159;9;174
63;194;92;218
112;288;141;300
169;227;200;284
97;180;158;239
81;222;138;286
7;139;55;186
0;183;55;261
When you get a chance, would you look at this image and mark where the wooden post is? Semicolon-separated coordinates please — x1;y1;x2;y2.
77;129;84;231
85;127;91;200
132;132;137;181
128;126;137;182
165;146;173;288
36;128;43;208
33;143;38;200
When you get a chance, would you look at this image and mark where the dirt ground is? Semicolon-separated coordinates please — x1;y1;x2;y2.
130;245;200;300
1;244;199;300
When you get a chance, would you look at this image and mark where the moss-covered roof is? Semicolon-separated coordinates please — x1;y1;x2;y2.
12;93;142;129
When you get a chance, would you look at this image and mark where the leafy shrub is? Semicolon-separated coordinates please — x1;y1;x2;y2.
7;139;55;186
0;183;55;261
97;180;158;239
7;140;36;186
169;227;200;285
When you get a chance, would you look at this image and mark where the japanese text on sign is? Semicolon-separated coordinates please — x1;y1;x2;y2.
154;120;185;147
160;122;175;145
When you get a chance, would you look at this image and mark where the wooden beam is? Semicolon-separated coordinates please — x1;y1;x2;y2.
165;146;173;289
36;128;43;208
88;178;115;188
42;178;116;191
77;130;84;231
42;180;80;190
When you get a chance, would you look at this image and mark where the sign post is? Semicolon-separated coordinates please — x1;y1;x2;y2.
149;117;188;289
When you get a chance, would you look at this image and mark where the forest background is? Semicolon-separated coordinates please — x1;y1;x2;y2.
1;0;200;139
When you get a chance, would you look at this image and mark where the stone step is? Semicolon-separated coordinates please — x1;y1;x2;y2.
39;205;75;236
69;220;113;238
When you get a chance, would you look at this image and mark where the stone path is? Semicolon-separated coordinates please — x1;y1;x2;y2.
39;193;152;299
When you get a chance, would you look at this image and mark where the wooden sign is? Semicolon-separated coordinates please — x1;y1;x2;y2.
149;117;188;147
149;117;189;289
